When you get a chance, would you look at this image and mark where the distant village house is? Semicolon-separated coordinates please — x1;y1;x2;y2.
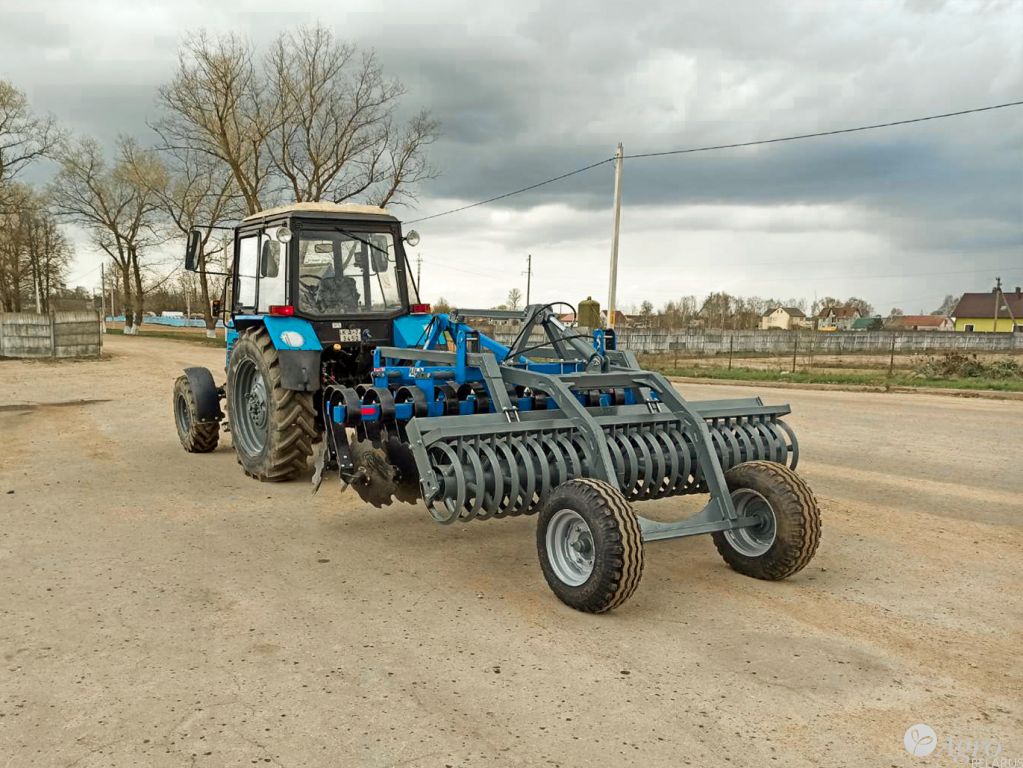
886;315;953;332
952;287;1023;332
815;305;861;331
760;306;807;331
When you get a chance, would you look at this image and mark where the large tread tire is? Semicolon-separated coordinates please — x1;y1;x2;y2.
173;375;220;453
537;478;644;613
712;460;821;580
227;327;316;482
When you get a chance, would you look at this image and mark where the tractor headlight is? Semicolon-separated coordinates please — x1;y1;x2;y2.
280;331;304;347
275;226;293;244
404;229;420;247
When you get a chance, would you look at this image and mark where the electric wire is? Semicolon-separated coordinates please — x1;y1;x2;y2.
406;100;1023;224
623;101;1023;159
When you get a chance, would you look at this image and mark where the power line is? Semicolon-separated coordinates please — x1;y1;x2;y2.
623;100;1023;159
405;158;614;224
405;100;1023;224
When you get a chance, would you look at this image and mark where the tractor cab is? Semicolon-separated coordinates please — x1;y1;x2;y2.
185;201;423;389
195;202;421;347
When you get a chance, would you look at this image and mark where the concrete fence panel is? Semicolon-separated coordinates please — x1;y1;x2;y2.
0;311;102;359
493;327;1022;356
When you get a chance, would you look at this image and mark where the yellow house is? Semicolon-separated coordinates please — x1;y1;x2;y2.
952;287;1023;332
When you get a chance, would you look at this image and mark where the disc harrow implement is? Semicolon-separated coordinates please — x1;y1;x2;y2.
313;304;821;612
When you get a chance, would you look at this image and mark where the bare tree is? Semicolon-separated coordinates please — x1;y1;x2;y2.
0;80;60;211
156;32;272;216
844;296;874;317
932;294;957;316
124;142;240;335
157;24;437;216
0;184;73;313
811;296;842;317
506;287;522;310
51;137;163;332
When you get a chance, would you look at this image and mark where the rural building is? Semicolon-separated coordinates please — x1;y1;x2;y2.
760;306;807;330
815;305;861;331
886;315;953;331
952;287;1023;332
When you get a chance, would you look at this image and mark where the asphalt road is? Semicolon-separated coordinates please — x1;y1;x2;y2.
1;334;1020;767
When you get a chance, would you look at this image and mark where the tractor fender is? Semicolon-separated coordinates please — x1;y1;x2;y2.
183;366;224;422
234;315;322;393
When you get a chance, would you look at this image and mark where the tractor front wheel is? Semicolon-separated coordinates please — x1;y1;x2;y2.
537;478;644;613
712;461;821;580
227;327;315;481
173;375;220;453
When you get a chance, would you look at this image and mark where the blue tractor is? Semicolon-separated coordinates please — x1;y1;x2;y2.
174;202;821;612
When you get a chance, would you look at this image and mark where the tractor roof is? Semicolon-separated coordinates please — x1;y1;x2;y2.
242;201;395;223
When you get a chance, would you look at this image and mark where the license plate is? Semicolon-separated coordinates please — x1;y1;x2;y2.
336;328;362;342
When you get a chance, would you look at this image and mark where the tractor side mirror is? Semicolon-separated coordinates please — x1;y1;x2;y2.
260;240;280;278
185;230;201;272
371;251;389;273
211;299;222;317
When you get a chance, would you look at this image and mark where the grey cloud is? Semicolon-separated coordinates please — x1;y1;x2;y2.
1;0;1020;308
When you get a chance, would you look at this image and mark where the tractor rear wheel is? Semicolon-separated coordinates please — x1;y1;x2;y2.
227;327;315;481
173;375;220;453
712;461;821;580
537;478;644;613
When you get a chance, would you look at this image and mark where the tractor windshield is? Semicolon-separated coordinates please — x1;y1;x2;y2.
297;230;402;316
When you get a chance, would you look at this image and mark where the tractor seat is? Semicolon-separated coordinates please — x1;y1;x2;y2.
316;275;360;313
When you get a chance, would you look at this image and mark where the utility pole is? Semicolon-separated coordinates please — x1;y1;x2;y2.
416;254;422;294
607;142;624;329
993;276;1003;332
523;253;532;305
100;262;106;333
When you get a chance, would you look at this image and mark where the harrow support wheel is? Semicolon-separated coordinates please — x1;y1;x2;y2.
713;460;821;580
173;375;220;453
227;327;316;482
537;478;644;613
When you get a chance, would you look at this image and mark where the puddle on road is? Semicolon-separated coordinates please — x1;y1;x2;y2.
0;398;112;413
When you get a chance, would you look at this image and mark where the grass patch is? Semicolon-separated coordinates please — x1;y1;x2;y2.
657;365;1023;392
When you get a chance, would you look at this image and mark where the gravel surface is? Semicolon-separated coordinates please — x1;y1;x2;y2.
1;334;1020;767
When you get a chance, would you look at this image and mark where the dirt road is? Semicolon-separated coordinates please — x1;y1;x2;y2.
1;335;1020;767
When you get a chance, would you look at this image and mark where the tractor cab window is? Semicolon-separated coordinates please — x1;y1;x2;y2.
297;230;402;316
236;236;258;309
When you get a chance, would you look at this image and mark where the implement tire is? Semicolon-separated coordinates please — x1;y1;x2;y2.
712;460;821;580
173;375;220;453
227;327;316;481
537;478;644;613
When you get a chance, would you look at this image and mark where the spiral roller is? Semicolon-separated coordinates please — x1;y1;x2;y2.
423;414;798;524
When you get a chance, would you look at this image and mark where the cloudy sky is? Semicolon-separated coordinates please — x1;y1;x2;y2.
2;0;1021;313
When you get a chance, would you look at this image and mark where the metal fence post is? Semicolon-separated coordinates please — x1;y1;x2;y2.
791;331;798;373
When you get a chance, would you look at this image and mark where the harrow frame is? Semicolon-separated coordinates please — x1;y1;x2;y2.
318;305;801;547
